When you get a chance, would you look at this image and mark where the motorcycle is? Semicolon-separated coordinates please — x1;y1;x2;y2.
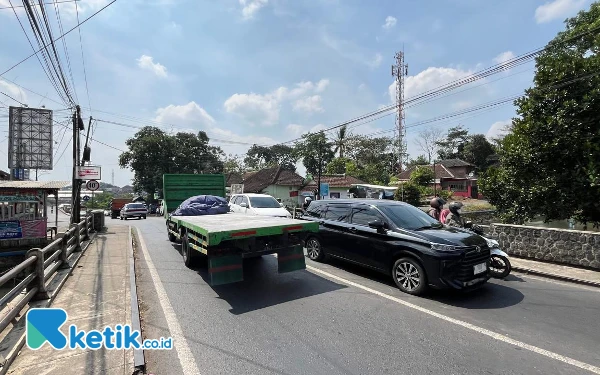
465;221;512;279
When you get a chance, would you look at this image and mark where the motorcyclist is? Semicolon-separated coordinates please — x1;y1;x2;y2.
427;197;445;221
444;201;465;228
303;197;312;210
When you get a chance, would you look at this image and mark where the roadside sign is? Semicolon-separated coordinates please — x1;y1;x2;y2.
320;183;329;197
76;166;101;180
86;180;100;191
82;195;90;202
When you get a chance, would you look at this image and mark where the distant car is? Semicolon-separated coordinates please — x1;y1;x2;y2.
229;193;291;218
120;203;147;220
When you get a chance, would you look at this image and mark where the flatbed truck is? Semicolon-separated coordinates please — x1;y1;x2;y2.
163;174;319;286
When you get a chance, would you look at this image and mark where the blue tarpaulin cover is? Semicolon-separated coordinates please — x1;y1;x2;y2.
171;195;230;216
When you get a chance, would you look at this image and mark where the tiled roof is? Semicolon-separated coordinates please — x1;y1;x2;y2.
439;158;474;168
398;165;453;180
225;172;243;186
243;166;305;193
306;174;366;188
0;180;70;189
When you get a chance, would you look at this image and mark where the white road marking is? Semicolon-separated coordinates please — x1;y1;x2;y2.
515;273;600;292
136;228;201;375
306;265;600;374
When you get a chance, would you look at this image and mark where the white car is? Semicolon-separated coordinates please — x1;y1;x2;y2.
229;193;291;218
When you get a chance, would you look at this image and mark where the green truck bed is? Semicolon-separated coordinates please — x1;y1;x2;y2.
170;213;318;247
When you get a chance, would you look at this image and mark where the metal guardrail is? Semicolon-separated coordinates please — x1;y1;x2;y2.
0;214;95;336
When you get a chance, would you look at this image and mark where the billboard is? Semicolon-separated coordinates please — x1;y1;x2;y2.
8;107;53;170
76;165;101;180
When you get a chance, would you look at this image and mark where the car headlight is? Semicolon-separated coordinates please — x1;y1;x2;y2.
431;243;460;252
485;238;499;248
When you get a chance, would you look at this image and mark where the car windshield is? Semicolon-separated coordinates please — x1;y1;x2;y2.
127;204;145;209
249;197;281;208
378;204;442;230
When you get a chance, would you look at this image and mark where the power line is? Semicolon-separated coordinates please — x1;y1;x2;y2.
0;0;117;77
0;91;27;106
53;0;79;104
74;0;92;116
0;0;80;10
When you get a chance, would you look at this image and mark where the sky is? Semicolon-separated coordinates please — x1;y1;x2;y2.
0;0;594;186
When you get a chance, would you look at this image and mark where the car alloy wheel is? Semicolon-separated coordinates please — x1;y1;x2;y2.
306;237;324;261
392;258;427;295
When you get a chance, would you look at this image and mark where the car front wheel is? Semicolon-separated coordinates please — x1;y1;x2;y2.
305;237;325;261
392;258;427;295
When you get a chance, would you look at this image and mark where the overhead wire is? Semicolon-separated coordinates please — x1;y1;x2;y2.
52;0;79;104
0;0;80;10
0;91;28;106
74;0;92;117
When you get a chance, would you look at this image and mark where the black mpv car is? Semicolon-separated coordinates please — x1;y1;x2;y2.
301;199;491;295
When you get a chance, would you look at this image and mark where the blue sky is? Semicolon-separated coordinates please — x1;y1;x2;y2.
0;0;594;186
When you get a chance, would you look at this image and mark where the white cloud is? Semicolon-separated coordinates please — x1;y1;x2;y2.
154;102;215;127
0;80;27;104
286;124;305;137
382;16;397;30
310;124;327;132
224;78;329;126
136;55;168;78
487;120;512;140
293;95;324;114
534;0;586;23
493;51;515;64
240;0;268;19
369;53;383;68
389;66;474;103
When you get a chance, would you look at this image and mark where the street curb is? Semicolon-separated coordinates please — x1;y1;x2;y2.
129;227;146;373
513;266;600;288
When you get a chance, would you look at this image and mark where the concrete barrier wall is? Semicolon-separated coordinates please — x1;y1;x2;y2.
462;210;498;225
488;223;600;270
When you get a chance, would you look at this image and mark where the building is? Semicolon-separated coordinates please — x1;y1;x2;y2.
241;166;306;207
398;159;483;198
304;174;367;200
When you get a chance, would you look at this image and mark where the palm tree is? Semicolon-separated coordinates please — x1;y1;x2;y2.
333;125;349;158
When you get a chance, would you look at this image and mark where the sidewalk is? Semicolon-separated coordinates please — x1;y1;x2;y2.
8;225;136;375
511;257;600;287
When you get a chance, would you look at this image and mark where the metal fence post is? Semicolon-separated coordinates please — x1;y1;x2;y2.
26;248;49;301
72;223;81;252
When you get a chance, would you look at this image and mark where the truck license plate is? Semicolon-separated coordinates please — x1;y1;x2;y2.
473;263;487;275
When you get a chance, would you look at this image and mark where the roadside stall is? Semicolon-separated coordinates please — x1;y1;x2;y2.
351;184;398;199
0;181;70;251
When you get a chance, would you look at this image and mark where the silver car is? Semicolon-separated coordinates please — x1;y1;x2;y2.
120;203;148;220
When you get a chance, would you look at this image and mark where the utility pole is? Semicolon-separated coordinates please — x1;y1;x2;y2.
317;135;322;200
392;51;408;174
71;106;85;224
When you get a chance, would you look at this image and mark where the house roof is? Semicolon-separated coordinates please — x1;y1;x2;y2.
243;166;305;193
225;172;243;186
306;174;366;188
397;165;453;180
438;159;474;168
0;180;70;190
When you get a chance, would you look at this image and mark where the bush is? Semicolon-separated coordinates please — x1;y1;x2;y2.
438;190;453;201
395;182;421;206
409;166;435;187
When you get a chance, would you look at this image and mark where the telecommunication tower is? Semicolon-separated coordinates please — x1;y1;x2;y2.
391;51;408;173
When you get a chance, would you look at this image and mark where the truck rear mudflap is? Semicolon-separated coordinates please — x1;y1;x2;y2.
207;245;306;286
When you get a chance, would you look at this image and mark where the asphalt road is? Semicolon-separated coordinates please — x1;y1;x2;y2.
120;216;600;375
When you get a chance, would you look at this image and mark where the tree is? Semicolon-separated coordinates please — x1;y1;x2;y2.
86;192;114;209
394;182;421;206
333;125;350;158
415;127;444;163
119;127;224;196
461;134;496;172
436;125;469;160
480;3;600;226
244;144;297;171
406;155;429;169
410;166;435;187
294;132;334;176
222;154;245;174
326;157;352;174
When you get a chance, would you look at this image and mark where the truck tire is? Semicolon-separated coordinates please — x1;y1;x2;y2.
182;232;198;268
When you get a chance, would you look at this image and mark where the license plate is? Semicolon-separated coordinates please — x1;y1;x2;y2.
473;262;487;275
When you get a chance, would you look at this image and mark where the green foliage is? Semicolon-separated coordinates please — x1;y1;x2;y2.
461;134;496;172
85;192;114;209
333;125;350;158
394;182;421;206
480;3;600;225
409;166;435;186
119;127;224;197
436;125;469;160
244;144;297;171
406;155;429;169
223;154;245;174
294;132;335;176
326;157;352;174
437;190;453;201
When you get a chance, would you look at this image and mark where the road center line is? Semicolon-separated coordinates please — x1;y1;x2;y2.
136;228;201;375
306;265;600;374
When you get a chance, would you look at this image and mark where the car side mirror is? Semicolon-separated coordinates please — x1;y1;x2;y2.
240;202;247;208
280;203;284;207
368;219;385;231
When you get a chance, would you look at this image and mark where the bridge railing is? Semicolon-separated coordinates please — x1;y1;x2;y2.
0;213;96;370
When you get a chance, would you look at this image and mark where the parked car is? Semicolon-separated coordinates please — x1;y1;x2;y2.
229;193;291;218
120;203;148;220
300;199;491;295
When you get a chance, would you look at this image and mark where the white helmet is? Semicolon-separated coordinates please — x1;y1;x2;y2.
305;197;312;203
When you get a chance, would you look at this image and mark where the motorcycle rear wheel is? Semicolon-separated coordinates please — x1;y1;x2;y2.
490;255;511;278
